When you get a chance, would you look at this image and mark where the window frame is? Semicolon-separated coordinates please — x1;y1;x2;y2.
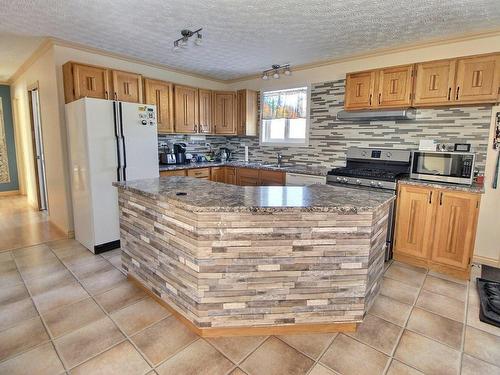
259;86;310;147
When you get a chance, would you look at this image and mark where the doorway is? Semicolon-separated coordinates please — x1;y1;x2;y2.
28;85;48;211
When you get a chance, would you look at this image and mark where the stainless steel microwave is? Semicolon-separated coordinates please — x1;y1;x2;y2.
410;151;475;185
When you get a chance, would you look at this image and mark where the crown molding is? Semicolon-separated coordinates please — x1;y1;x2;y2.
225;28;500;84
8;38;53;85
0;81;10;85
47;37;228;84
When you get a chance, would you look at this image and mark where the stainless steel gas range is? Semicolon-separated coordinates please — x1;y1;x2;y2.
327;147;411;260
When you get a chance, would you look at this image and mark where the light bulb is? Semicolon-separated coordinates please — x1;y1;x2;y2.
284;69;291;76
262;74;269;80
273;71;280;79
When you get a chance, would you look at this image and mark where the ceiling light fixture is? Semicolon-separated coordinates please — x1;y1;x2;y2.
173;28;203;52
262;64;291;80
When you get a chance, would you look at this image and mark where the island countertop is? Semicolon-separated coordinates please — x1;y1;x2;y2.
113;176;395;213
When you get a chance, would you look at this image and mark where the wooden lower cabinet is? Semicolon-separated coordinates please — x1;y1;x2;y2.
187;168;210;179
260;170;285;186
160;169;187;177
225;167;237;185
210;167;225;183
394;184;480;279
237;168;260;186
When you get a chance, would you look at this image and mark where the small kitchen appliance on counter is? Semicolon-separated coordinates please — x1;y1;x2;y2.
410;150;475;185
173;143;187;164
218;147;232;162
327;147;411;260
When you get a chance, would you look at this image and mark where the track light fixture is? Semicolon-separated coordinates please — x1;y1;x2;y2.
173;28;203;52
262;64;291;80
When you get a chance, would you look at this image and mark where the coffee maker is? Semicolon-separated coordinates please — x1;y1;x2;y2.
173;143;187;164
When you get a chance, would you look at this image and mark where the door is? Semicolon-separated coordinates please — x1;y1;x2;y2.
431;190;480;269
73;64;110;101
394;185;437;260
344;71;376;110
213;91;236;134
377;65;414;108
112;70;142;103
174;85;198;133
198;89;213;133
413;60;456;106
120;102;159;181
237;168;259;186
260;170;285;186
143;79;174;133
455;54;500;103
225;167;236;185
210;167;225;182
28;87;48;211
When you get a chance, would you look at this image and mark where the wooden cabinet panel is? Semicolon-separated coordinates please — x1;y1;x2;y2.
112;70;142;103
431;191;479;269
160;169;187;177
63;62;110;103
237;168;260;186
377;65;414;108
455;54;500;103
344;71;376;110
144;79;174;133
187;168;210;179
213;91;236;135
198;89;213;134
237;90;258;136
210;167;225;182
260;170;285;186
174;85;198;133
413;60;456;106
225;167;237;185
394;185;437;260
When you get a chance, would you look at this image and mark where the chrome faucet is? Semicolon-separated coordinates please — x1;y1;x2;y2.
277;152;283;167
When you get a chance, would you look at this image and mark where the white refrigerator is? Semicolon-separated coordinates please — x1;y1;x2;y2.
65;97;159;253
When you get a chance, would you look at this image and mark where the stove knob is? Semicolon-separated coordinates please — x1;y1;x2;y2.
370;181;376;186
362;151;367;157
336;177;341;182
377;182;383;188
386;152;392;158
342;178;348;183
356;179;361;185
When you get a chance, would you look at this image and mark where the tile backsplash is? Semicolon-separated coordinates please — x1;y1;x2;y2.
159;79;492;173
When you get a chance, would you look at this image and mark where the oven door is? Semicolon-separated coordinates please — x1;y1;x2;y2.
410;151;475;185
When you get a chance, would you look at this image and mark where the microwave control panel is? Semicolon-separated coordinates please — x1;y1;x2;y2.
138;105;157;127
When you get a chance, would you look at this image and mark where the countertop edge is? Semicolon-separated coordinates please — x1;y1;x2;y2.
397;178;484;194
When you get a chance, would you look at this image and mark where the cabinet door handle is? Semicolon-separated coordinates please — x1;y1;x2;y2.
439;192;443;205
455;86;460;100
447;87;451;101
114;92;117;100
105;91;109;100
429;191;433;204
378;93;381;105
369;94;372;106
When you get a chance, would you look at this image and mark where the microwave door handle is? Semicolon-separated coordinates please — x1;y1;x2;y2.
113;101;121;182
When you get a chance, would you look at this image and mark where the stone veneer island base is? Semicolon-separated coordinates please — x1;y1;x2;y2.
114;177;394;337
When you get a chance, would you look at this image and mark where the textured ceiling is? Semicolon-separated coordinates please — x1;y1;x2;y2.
0;33;44;81
1;0;500;80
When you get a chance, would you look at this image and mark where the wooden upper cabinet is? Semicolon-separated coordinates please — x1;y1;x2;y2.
455;54;500;103
344;71;376;110
143;78;174;133
377;65;414;108
198;89;213;134
213;91;236;135
394;184;436;260
431;191;480;269
174;85;198;133
237;89;258;136
111;70;142;103
413;60;456;106
63;62;110;103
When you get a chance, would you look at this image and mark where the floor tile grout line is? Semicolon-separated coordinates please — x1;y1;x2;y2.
315;333;344;375
302;334;338;375
7;250;70;373
203;334;268;369
47;244;154;372
151;337;202;371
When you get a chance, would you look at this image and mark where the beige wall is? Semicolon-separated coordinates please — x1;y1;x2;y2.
10;47;72;233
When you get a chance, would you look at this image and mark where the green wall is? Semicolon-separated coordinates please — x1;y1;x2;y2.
0;85;19;191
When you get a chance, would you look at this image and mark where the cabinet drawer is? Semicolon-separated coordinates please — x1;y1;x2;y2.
187;168;210;178
160;169;187;177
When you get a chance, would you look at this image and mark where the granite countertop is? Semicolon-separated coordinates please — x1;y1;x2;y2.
159;161;328;177
398;177;484;194
114;176;394;213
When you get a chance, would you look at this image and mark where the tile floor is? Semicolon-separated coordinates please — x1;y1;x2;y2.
0;196;66;252
0;239;499;375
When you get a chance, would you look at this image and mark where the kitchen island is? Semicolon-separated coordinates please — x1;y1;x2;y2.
114;177;394;336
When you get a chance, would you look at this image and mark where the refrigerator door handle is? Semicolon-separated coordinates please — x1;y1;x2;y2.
118;102;127;181
113;101;122;181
